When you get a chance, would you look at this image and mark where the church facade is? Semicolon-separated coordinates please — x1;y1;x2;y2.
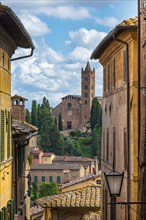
52;62;102;131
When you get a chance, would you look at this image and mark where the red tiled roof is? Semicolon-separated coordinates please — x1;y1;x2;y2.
36;184;101;208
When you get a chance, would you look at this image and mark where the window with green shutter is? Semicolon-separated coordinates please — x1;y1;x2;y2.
34;176;38;183
1;110;5;162
57;176;61;183
7;111;11;159
42;176;45;182
49;176;53;182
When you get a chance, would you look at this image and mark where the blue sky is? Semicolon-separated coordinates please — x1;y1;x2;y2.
2;0;137;110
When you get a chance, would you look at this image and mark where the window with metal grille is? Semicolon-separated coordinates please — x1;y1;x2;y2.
1;110;5;162
123;49;127;82
7;111;11;159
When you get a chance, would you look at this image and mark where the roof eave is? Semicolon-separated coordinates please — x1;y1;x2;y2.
90;25;137;60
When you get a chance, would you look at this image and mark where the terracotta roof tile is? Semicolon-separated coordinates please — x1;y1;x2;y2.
36;185;101;208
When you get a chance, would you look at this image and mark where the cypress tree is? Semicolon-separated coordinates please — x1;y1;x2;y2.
25;108;31;123
90;97;102;131
31;100;37;126
58;112;63;131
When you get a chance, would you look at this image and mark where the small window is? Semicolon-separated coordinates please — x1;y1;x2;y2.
84;93;88;98
67;102;72;109
49;176;53;182
42;176;45;182
8;58;10;71
57;176;61;183
2;52;4;67
34;176;38;183
84;85;88;89
85;100;87;105
84;76;88;81
91;85;94;90
92;93;94;97
34;154;38;159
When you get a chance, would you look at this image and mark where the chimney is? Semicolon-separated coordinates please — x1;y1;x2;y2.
11;95;28;121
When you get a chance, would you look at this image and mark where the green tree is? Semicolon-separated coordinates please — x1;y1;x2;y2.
25;108;31;123
31;100;37;126
37;104;42;131
38;181;59;198
58;112;63;131
91;126;102;169
90;97;102;131
54;117;57;126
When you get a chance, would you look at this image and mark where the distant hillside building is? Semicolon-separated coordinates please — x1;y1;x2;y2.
52;62;102;131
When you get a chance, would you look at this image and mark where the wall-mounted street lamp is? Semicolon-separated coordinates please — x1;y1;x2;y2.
104;170;124;197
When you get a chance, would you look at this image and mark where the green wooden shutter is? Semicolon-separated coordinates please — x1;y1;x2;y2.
57;176;61;183
42;176;45;182
7;111;11;159
9;199;14;220
1;110;5;162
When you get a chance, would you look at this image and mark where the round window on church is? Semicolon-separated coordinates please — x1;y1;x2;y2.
67;102;72;109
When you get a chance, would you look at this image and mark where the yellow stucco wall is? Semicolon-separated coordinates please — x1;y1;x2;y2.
99;29;138;220
0;48;12;209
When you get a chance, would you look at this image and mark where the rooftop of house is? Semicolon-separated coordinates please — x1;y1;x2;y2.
12;119;38;136
11;94;28;101
0;3;34;49
31;163;84;170
61;95;81;100
91;17;137;60
36;184;101;208
61;173;101;189
53;155;94;162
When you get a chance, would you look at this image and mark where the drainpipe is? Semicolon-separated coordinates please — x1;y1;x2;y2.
113;34;131;220
11;47;34;61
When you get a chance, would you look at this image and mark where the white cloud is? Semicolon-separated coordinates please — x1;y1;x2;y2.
66;28;107;49
44;6;91;20
68;47;93;62
20;14;51;37
95;16;119;28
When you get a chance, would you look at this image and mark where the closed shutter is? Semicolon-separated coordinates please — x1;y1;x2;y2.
112;57;116;88
1;110;5;162
7;111;11;159
124;129;128;170
123;49;127;82
42;176;45;182
9;200;14;220
103;67;106;93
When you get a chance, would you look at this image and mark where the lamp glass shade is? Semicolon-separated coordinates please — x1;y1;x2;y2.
105;171;124;196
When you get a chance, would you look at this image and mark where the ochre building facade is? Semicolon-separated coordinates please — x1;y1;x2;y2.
91;17;138;220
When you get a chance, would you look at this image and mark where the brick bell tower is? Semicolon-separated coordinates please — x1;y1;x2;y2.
81;62;95;131
11;94;28;121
